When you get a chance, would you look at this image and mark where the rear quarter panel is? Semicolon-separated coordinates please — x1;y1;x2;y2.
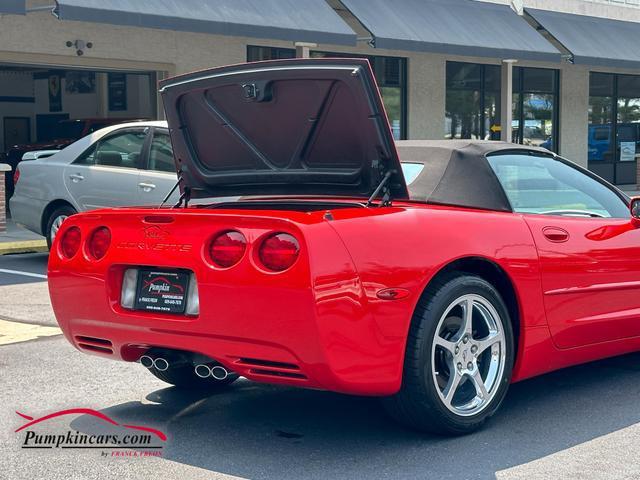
327;204;551;382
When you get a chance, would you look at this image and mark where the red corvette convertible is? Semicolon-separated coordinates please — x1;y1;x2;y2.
48;58;640;435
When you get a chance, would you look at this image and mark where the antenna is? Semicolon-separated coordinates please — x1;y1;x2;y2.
510;0;524;15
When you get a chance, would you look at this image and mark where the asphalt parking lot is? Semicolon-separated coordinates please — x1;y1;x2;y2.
1;253;640;480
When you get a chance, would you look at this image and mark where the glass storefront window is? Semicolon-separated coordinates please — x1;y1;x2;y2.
588;73;614;164
246;46;408;140
445;62;500;141
246;46;295;62
445;62;558;152
617;76;640;124
513;67;559;152
588;72;640;184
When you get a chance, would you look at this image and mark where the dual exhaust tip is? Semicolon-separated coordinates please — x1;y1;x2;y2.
195;363;229;380
140;354;230;380
140;355;169;371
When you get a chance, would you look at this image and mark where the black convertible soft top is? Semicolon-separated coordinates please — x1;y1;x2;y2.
395;140;553;212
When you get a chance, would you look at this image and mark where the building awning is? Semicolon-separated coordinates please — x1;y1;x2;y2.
527;9;640;70
53;0;357;46
1;0;25;14
340;0;561;62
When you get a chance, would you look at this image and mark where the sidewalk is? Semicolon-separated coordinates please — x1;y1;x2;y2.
0;219;47;255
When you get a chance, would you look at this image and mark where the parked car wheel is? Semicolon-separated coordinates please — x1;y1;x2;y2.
148;362;239;390
382;273;514;435
46;205;77;249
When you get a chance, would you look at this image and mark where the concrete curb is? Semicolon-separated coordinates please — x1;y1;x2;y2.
0;240;48;255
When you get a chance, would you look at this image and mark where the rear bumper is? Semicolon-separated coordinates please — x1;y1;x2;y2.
48;209;410;396
52;283;402;396
9;193;45;235
62;315;316;387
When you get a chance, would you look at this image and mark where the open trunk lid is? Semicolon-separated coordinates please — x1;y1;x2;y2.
159;58;408;201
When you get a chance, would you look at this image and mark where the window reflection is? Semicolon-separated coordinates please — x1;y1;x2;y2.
513;67;558;151
588;72;640;184
588;73;614;164
445;62;500;141
445;63;558;151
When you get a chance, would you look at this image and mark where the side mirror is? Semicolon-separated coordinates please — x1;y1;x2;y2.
630;197;640;225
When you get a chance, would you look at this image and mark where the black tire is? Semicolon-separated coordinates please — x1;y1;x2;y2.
148;363;239;390
382;273;514;435
46;205;77;249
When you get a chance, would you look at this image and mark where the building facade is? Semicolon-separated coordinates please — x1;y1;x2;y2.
1;0;640;185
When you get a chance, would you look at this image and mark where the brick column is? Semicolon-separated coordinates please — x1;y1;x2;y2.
0;164;10;234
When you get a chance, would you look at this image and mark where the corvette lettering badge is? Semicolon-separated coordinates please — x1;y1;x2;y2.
116;242;193;252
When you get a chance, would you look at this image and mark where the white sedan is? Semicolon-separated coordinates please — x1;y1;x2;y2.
10;121;180;246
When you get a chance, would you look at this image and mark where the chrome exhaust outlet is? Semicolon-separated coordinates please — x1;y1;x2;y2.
140;355;154;369
195;364;211;378
154;357;169;372
211;365;229;380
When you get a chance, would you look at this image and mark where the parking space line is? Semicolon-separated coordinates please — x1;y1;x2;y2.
0;319;61;345
0;268;47;279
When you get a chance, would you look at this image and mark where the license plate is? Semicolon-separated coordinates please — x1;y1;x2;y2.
134;270;190;314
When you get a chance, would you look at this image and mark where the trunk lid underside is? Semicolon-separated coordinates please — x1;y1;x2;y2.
159;58;408;201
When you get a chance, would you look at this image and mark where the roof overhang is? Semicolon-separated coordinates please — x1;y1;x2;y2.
53;0;357;46
527;8;640;70
339;0;561;62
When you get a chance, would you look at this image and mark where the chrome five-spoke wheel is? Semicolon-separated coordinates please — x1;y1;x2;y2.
382;273;514;435
432;294;506;417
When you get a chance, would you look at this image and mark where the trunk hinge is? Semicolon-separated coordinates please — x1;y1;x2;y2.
366;169;395;208
158;170;191;209
159;174;182;209
174;187;191;208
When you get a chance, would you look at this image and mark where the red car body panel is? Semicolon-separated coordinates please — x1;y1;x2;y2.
47;59;640;398
47;201;640;396
525;215;640;349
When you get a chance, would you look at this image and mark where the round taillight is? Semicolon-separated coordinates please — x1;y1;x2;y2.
60;226;81;259
209;231;247;268
88;227;111;260
258;233;300;272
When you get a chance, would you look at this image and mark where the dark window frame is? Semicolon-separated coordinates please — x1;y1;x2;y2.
445;62;560;152
246;46;296;62
588;72;640;184
145;127;175;173
512;66;560;153
445;62;499;141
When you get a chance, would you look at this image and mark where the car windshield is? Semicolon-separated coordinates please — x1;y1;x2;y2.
487;153;629;218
